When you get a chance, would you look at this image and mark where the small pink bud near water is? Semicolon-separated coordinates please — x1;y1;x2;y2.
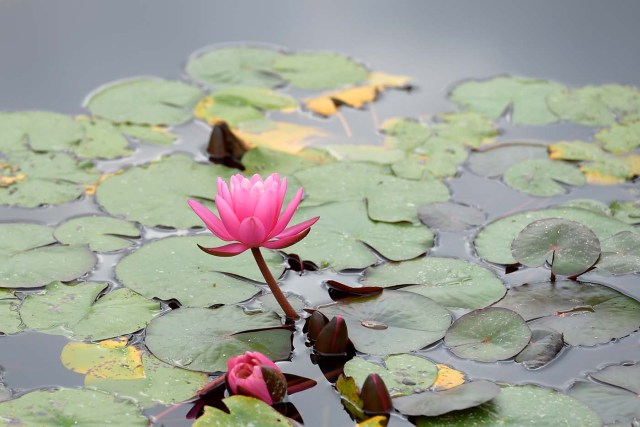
226;351;287;405
361;373;393;415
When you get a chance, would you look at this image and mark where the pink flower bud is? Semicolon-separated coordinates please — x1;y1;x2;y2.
225;351;287;405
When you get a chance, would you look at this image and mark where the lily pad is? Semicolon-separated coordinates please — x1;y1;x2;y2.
343;354;438;397
393;381;501;417
610;200;640;224
503;158;585;197
318;290;452;355
362;257;505;312
116;235;281;307
514;328;564;369
194;396;293;426
449;76;564;125
20;281;161;341
54;215;140;253
0;388;148;426
444;308;531;362
96;154;233;229
430;112;499;148
0;151;99;207
0;290;22;335
0;111;83;153
186;46;284;88
381;118;431;151
242;146;334;175
325;144;405;165
511;218;601;276
287;201;433;270
392;137;468;179
61;338;145;380
475;206;637;265
70;116;133;159
416;384;601;427
145;306;291;372
118;124;177;145
86;77;204;125
0;223;96;288
568;363;640;425
596;231;640;275
466;144;548;178
595;118;640;153
417;202;486;231
561;198;611;216
272;52;368;90
493;281;640;346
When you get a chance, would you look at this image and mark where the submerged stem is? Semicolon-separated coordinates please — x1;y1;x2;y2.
251;247;300;320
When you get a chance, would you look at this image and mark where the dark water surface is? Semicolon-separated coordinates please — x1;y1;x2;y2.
1;1;640;426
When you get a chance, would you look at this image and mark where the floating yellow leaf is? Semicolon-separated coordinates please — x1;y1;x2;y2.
304;85;378;117
61;338;144;380
305;97;338;117
358;415;388;427
367;71;412;89
85;171;119;196
432;364;466;391
235;122;325;154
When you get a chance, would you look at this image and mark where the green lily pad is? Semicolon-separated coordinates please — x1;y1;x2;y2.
475;206;637;265
362;257;505;312
393;381;501;417
493;281;640;346
511;218;601;276
325;144;405;165
546;84;640;126
194;396;293;427
343;354;438;397
430;112;499;148
503;158;585;197
54;215;140;253
287;201;433;270
272;52;368;90
514;328;564;369
242;146;334;175
392;137;468;179
70;116;133;159
381;118;431;151
116;235;282;307
0;151;99;207
0;388;148;426
117;124;177;145
416;384;601;427
449;76;564;125
20;281;161;341
318;290;452;355
0;290;22;335
0;111;83;153
0;223;96;288
96;154;233;229
186;46;284;88
444;308;531;362
568;363;640;425
145;306;291;372
561;198;611;216
610;200;640;224
595;118;640;153
248;293;306;318
466;143;548;178
417;202;486;231
596;231;640;275
295;161;449;223
86;77;204;125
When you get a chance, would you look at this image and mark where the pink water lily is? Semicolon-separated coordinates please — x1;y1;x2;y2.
188;173;318;257
226;351;287;405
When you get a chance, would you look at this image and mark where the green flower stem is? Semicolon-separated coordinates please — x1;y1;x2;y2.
251;247;300;320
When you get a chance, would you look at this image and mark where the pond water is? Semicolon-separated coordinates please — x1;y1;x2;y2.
1;1;640;426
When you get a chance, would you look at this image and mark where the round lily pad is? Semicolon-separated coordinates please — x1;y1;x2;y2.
596;231;640;275
466;144;548;178
186;46;284;88
54;215;140;253
568;363;640;425
194;396;293;426
381;118;431;151
514;328;564;369
0;388;148;425
393;380;501;417
429;111;499;148
145;306;291;372
71;116;133;159
416;384;601;426
610;200;640;224
96;154;233;229
511;218;601;276
0;223;96;288
418;202;486;232
318;290;452;355
272;52;368;90
493;280;640;346
444;308;531;362
595;118;640;154
86;78;204;125
20;281;161;341
343;354;438;397
503;159;585;197
116;235;282;307
362;257;505;311
0;111;83;153
475;206;637;265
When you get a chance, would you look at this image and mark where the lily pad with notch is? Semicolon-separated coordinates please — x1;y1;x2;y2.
444;308;531;362
318;290;451;355
193;395;294;426
54;215;140;253
514;328;564;369
466;143;548;178
595;231;640;275
594;117;640;153
503;158;585;197
0;290;22;335
145;306;292;372
0;111;83;153
418;202;486;232
271;52;368;90
610;200;640;225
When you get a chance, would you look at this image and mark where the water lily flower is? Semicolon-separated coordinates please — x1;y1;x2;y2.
226;351;287;405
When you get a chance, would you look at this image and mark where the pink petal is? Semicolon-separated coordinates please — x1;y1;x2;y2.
247;352;279;370
275;216;319;239
233;186;253;221
197;243;250;257
215;195;241;237
187;199;234;241
237;366;272;404
225;372;237;394
249;174;263;185
238;217;267;246
268;188;303;238
263;228;311;250
217;178;232;204
252;188;278;232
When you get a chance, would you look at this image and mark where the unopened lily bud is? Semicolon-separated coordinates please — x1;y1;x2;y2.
314;315;349;355
306;311;329;341
226;351;287;405
361;373;393;415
